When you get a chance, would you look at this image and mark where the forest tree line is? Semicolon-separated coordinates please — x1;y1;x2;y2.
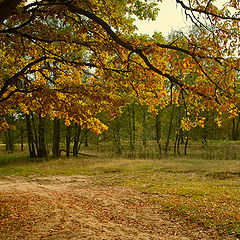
1;102;239;158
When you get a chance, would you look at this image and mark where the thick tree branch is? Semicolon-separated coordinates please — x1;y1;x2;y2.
66;4;186;88
0;57;48;99
66;3;223;102
0;10;36;33
176;0;240;21
0;0;22;24
0;88;37;102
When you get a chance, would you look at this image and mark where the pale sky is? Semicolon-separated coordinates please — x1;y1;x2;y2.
27;0;228;38
135;0;191;37
26;0;191;38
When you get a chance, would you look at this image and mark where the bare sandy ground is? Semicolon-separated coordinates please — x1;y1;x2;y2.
0;175;236;240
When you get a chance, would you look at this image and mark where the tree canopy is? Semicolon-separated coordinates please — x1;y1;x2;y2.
0;0;239;132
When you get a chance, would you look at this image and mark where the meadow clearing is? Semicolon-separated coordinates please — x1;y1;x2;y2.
0;148;240;239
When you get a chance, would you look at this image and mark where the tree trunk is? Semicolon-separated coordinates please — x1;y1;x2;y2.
73;122;81;157
174;130;178;155
52;118;60;158
202;112;209;148
66;125;71;158
37;115;47;158
128;106;133;156
85;129;88;147
165;105;175;154
155;110;162;156
232;118;236;141
128;103;135;157
31;112;39;150
8;130;14;152
184;134;189;155
231;117;240;141
20;126;24;151
77;129;87;154
4;131;9;151
26;114;37;158
132;102;135;155
113;126;122;155
236;116;240;140
177;132;181;155
4;115;14;152
142;107;147;157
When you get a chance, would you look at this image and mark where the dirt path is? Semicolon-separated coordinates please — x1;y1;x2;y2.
0;176;235;240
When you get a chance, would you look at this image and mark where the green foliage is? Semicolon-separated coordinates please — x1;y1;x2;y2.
130;0;160;20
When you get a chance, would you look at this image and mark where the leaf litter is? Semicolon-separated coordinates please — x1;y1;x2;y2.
0;175;237;240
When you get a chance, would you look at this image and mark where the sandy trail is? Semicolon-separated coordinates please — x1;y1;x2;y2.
0;176;235;240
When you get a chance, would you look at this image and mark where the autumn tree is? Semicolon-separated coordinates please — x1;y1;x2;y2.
0;0;239;151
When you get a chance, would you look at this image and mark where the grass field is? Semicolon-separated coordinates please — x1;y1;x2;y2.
0;152;240;238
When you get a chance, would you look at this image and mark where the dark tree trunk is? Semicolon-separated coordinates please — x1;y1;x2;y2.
132;102;135;153
73;122;81;157
20;126;24;151
113;126;122;155
52;118;60;158
232;118;236;141
31;112;38;150
37;115;47;158
7;130;14;152
180;130;184;144
85;129;88;147
236;116;240;140
4;131;9;151
128;104;135;157
177;132;181;155
231;117;240;141
165;105;175;154
155;111;162;156
202;127;208;148
128;106;133;155
4;115;14;152
184;134;189;155
142;107;147;157
174;131;178;155
26;114;37;158
176;129;184;155
202;112;209;148
77;129;87;154
66;125;71;158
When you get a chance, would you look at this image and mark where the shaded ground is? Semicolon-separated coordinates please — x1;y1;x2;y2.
0;175;237;240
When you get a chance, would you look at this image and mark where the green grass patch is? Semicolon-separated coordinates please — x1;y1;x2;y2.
91;157;240;237
0;153;29;167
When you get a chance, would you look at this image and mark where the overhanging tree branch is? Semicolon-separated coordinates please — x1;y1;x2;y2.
66;4;186;89
0;0;22;24
176;0;240;21
66;3;221;101
0;57;48;99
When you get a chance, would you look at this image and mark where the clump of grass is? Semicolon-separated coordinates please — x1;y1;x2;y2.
0;153;30;167
206;171;240;180
201;142;239;160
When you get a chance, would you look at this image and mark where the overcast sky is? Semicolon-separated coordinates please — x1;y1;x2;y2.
135;0;191;37
27;0;227;38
